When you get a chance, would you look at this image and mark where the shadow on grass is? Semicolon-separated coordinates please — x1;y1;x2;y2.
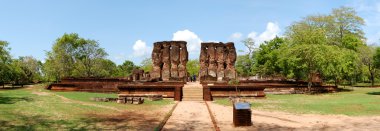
0;85;30;90
0;111;160;130
0;114;80;131
366;92;380;95
338;88;354;92
0;97;33;104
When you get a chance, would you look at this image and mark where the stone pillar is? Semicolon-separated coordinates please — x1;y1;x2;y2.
161;42;171;81
216;43;226;81
199;43;209;81
178;42;188;81
170;42;180;78
207;43;217;78
225;42;237;80
151;42;162;79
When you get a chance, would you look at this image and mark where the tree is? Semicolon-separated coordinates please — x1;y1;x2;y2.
279;6;366;88
42;58;60;82
281;44;328;89
116;60;137;77
319;46;359;86
286;7;365;51
92;58;118;78
241;38;255;57
10;59;28;85
373;47;380;70
331;7;365;48
236;54;253;77
47;33;78;78
14;56;42;83
187;59;199;76
359;46;376;86
254;36;285;76
140;58;152;72
74;40;107;77
0;40;12;87
45;33;108;79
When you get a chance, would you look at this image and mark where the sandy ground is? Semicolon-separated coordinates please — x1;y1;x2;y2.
162;101;215;131
81;104;174;130
207;101;380;131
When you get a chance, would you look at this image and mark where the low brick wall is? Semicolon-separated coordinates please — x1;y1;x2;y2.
202;81;338;101
60;78;132;83
48;83;120;93
47;79;184;101
46;78;132;93
202;84;266;101
117;83;184;101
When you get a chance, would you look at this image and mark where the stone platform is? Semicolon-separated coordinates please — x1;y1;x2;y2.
117;81;185;101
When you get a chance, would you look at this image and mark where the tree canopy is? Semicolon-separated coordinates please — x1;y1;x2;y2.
235;6;376;86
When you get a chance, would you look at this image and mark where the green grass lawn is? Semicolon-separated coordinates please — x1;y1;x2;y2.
215;87;380;116
0;85;174;130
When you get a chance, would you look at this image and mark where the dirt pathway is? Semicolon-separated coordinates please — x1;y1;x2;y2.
162;101;215;131
30;86;124;112
207;101;380;131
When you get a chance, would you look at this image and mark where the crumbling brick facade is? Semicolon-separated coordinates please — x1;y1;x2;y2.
199;42;237;82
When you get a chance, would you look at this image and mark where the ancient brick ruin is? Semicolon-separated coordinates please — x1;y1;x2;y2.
200;42;237;82
151;41;188;82
46;40;338;102
130;69;150;81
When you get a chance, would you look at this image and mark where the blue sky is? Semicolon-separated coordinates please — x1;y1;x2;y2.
1;0;379;65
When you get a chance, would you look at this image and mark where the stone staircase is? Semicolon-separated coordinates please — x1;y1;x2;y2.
182;82;204;101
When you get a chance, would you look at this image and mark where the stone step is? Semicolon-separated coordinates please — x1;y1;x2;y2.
182;83;204;101
183;95;203;98
182;98;204;101
182;92;203;94
182;91;203;93
183;90;203;92
182;89;203;92
183;88;203;90
183;96;203;99
183;93;203;96
183;91;202;93
183;92;203;94
183;90;202;92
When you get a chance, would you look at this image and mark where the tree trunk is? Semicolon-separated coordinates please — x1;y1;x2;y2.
370;72;374;87
308;73;312;93
308;81;312;93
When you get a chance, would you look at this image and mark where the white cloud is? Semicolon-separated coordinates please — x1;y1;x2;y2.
172;29;202;53
247;22;280;45
132;40;151;58
349;0;380;44
229;32;243;40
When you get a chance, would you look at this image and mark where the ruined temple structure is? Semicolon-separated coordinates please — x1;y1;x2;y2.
150;41;188;82
129;69;150;81
200;42;237;82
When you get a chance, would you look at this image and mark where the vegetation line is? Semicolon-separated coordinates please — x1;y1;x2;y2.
205;101;220;131
155;101;179;131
